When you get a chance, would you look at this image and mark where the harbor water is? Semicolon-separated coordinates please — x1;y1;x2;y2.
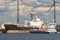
0;33;60;40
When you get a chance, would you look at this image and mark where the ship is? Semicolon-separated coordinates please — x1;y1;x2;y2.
46;23;57;34
1;16;57;34
24;16;49;34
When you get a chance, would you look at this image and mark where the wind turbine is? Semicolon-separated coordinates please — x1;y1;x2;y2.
28;10;36;20
0;0;15;13
20;0;40;8
6;0;20;24
48;0;60;23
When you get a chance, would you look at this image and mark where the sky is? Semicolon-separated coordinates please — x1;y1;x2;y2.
0;0;60;24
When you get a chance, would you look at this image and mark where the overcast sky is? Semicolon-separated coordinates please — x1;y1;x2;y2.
0;0;60;24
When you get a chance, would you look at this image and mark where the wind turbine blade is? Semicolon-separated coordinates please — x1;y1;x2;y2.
20;0;29;5
28;10;34;20
28;10;31;15
8;0;16;3
55;2;60;3
47;4;54;12
53;0;55;2
53;0;60;3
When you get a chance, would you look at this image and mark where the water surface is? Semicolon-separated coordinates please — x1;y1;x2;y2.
0;33;60;40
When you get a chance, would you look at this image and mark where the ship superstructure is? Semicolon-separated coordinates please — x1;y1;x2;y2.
28;16;44;28
46;23;57;34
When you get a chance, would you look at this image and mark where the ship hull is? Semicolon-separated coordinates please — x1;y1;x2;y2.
30;29;49;34
1;24;56;34
49;32;57;34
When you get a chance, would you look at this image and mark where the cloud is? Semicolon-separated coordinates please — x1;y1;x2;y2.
47;6;60;11
0;0;34;19
0;0;4;2
11;12;16;17
8;5;33;18
20;0;42;8
0;0;60;24
19;5;33;17
23;0;37;2
35;7;49;11
32;6;60;16
8;6;16;10
36;2;42;5
0;6;5;9
34;6;60;12
0;0;6;9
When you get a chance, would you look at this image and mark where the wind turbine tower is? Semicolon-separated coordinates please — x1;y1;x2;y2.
48;0;60;23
